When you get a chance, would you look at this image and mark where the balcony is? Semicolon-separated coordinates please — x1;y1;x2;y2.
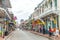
34;6;59;19
39;8;59;18
0;9;6;18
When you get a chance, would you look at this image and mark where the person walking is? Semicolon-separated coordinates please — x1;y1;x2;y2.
40;25;43;33
55;29;59;37
49;27;53;37
43;26;45;34
53;28;56;36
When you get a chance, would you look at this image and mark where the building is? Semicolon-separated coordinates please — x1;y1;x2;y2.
31;0;60;32
0;0;12;37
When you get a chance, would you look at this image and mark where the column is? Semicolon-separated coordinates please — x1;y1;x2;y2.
41;7;42;14
44;19;46;29
39;7;40;15
50;16;53;28
58;15;60;29
46;18;49;34
51;20;52;28
38;4;40;14
44;1;45;12
56;16;58;29
46;18;49;30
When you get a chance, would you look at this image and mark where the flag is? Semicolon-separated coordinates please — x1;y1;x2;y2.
13;16;17;20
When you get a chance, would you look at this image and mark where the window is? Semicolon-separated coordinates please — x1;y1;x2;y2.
45;1;48;8
42;5;44;12
2;0;5;7
0;0;2;7
2;0;5;3
48;0;52;8
39;9;41;14
0;0;2;4
50;0;52;8
54;0;57;9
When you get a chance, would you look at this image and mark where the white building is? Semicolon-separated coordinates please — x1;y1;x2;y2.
31;0;60;31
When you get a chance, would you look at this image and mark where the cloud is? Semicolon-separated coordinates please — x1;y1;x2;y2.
10;0;43;23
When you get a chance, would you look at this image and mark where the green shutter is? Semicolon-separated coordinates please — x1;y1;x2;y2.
50;1;52;8
55;0;57;9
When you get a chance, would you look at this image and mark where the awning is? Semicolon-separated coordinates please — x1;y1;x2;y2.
32;19;44;25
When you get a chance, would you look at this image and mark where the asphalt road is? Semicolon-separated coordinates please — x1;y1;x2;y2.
5;29;50;40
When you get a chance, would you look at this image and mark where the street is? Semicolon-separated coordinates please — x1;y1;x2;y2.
0;0;60;40
5;29;50;40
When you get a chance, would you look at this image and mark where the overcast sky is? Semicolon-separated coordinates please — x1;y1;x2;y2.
10;0;43;23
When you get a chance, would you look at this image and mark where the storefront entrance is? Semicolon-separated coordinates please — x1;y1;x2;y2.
41;14;59;33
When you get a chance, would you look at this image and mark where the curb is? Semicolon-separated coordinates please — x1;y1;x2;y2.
30;31;53;40
4;31;14;40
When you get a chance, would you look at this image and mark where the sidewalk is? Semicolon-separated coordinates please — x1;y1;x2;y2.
4;31;14;40
0;37;4;40
30;31;60;40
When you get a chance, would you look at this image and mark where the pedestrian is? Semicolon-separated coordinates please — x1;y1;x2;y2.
43;25;45;34
49;27;53;37
55;29;59;37
53;28;56;36
40;25;43;33
40;27;42;33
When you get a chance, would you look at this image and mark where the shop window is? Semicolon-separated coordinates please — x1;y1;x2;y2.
46;20;51;30
52;21;56;28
